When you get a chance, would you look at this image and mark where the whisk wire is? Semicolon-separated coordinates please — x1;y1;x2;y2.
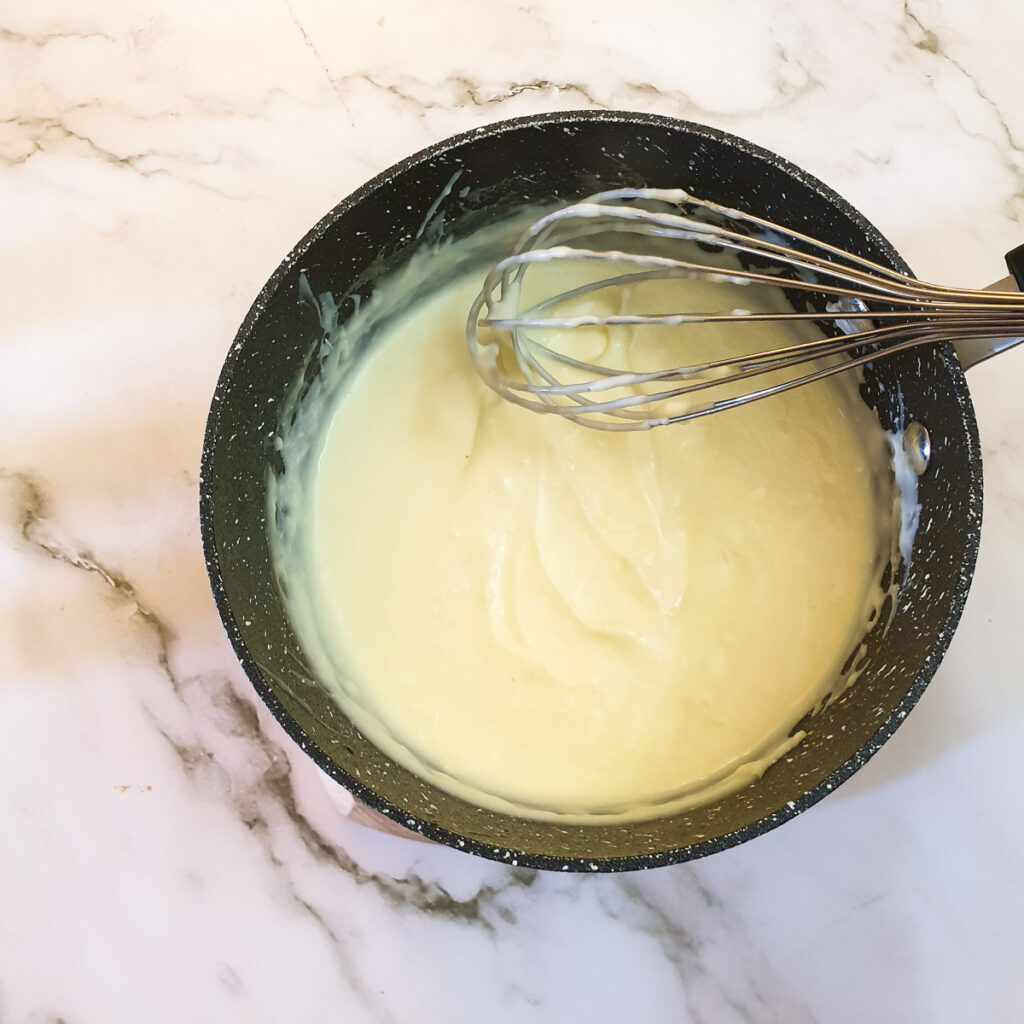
467;188;1024;430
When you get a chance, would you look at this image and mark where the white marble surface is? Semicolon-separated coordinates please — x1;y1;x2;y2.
3;1;1024;1020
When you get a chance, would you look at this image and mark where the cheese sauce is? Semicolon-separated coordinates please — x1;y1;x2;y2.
270;217;903;823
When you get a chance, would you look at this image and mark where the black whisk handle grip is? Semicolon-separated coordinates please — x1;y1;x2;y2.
1005;244;1024;290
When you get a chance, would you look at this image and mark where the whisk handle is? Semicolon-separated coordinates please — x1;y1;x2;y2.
1005;243;1024;290
950;246;1024;370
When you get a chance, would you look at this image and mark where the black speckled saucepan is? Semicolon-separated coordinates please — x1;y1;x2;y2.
201;110;987;872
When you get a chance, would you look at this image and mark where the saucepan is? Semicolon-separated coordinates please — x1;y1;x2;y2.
200;110;985;871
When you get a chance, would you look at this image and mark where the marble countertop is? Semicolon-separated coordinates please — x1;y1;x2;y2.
4;1;1024;1021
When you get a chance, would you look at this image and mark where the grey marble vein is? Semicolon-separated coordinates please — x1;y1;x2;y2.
903;0;1024;197
771;42;824;103
601;872;820;1024
340;72;606;111
281;0;335;92
1;470;178;681
0;113;245;200
0;25;116;47
152;670;538;926
331;68;825;124
284;879;388;1016
1;468;536;931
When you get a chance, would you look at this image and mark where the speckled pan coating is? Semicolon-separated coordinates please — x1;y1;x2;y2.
199;110;983;872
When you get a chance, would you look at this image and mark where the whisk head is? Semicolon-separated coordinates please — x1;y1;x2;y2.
466;188;1024;430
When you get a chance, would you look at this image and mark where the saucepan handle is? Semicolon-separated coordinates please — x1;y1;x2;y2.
1005;243;1024;290
951;245;1024;370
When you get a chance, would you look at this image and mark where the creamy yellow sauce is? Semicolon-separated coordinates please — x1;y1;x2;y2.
272;223;899;823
